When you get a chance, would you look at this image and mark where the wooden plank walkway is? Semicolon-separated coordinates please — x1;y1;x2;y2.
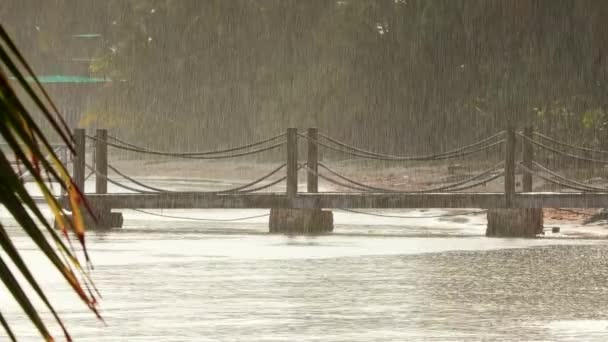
81;192;608;209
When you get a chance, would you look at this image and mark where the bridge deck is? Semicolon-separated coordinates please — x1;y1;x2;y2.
81;192;608;209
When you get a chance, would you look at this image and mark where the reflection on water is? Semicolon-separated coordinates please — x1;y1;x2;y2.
3;211;608;341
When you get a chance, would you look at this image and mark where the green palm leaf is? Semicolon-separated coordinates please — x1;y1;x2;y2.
0;23;101;341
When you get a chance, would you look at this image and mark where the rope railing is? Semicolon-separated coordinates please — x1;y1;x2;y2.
531;162;608;191
86;133;286;159
320;161;504;192
130;208;270;222
106;163;288;194
338;208;487;218
107;135;146;151
303;165;369;192
518;161;608;192
130;208;487;223
518;133;608;164
516;164;592;192
85;163;152;193
298;132;505;161
533;132;608;155
318;131;505;161
87;135;286;160
86;161;290;194
516;162;608;192
108;164;168;192
303;164;503;193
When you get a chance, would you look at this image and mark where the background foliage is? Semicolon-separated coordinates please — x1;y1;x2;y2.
2;0;607;153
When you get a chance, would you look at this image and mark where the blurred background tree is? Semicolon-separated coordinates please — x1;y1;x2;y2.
2;0;606;154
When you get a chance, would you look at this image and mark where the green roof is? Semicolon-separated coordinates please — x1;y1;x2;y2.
10;75;110;84
72;34;102;38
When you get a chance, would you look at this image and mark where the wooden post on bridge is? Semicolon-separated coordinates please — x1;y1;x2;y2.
95;129;108;194
73;128;86;192
504;127;516;207
487;125;543;237
269;127;333;234
93;128;122;229
522;126;533;192
60;146;68;198
286;128;298;197
307;128;318;193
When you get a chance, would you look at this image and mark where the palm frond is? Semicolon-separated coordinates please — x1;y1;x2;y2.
0;23;100;341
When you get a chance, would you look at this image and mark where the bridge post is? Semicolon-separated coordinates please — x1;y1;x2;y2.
95;129;108;194
73;128;86;192
286;128;298;198
486;126;543;237
307;127;318;193
504;127;516;207
93;129;122;229
60;146;68;198
522;126;533;192
269;127;333;234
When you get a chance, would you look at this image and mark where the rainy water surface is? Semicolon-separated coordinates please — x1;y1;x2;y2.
3;208;608;341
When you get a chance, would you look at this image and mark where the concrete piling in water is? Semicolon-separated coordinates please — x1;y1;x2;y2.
269;208;333;234
486;126;543;237
268;127;334;234
485;208;544;237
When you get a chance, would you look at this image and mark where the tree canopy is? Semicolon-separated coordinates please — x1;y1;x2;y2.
2;0;607;153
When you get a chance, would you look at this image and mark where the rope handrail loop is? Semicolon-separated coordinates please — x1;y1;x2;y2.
515;163;595;192
85;163;152;193
237;176;287;193
298;132;504;161
516;162;608;192
107;135;146;151
304;164;503;193
318;162;504;193
108;164;169;192
110;132;287;156
338;208;487;218
317;131;506;161
518;133;608;164
237;163;306;193
302;165;371;192
529;161;608;191
88;161;289;194
106;132;286;156
107;163;288;194
533;132;608;155
86;134;286;159
130;208;270;222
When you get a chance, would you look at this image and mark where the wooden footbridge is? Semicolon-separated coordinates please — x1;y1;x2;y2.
74;127;608;210
44;126;608;234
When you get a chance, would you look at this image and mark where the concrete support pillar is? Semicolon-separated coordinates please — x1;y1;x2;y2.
486;208;543;237
269;208;333;234
92;129;122;229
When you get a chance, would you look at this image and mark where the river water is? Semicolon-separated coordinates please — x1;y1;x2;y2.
3;207;608;341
